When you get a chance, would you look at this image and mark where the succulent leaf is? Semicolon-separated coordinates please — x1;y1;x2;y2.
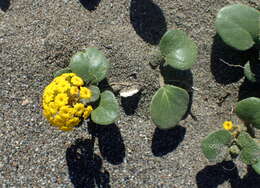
237;131;257;149
252;160;260;175
150;85;189;129
215;4;260;50
91;91;119;125
159;30;197;70
69;48;109;84
240;144;260;165
235;97;260;129
201;130;232;162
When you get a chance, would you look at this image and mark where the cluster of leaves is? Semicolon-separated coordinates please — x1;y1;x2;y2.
216;4;260;82
202;4;260;175
55;48;120;126
202;98;260;174
150;29;197;129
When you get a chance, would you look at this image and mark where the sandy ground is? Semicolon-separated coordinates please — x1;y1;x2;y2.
0;0;259;187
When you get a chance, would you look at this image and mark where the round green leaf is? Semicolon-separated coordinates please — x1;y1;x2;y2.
201;130;232;162
91;91;119;125
53;67;72;77
216;4;260;50
69;48;109;84
159;30;198;70
150;85;189;129
237;131;257;149
80;85;100;104
252;160;260;175
240;145;260;165
236;97;260;129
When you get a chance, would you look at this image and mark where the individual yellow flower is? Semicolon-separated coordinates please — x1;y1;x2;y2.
49;102;59;115
43;108;52;119
71;76;84;86
70;86;79;95
55;93;69;106
57;80;71;93
73;103;85;116
80;87;92;99
223;121;233;131
59;105;75;119
66;117;80;127
52;115;65;127
83;105;93;119
44;94;54;104
53;76;66;84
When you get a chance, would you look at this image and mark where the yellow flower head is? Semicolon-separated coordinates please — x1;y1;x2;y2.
52;114;65;127
71;76;84;86
223;121;233;131
55;93;69;106
80;87;92;99
57;80;70;93
83;105;93;119
74;103;85;116
48;102;59;115
42;73;94;131
59;105;75;119
70;86;79;95
66;117;81;127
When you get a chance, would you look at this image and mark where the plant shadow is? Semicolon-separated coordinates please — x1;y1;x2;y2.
160;65;195;120
88;123;126;165
210;35;248;85
121;92;141;115
130;0;167;45
151;125;186;156
196;161;260;188
238;79;260;101
66;139;111;188
79;0;101;11
0;0;10;12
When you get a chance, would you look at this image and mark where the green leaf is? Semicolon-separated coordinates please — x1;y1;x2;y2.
244;61;257;82
80;85;100;104
237;131;257;149
201;130;232;162
216;4;260;50
235;97;260;129
159;30;198;70
252;160;260;175
53;67;72;77
69;48;109;84
91;91;119;125
150;85;189;129
240;144;260;165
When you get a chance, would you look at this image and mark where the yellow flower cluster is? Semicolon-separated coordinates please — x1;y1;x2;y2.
42;73;93;131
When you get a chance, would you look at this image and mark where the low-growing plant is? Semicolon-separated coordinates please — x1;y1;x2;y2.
215;4;260;82
150;29;198;129
201;97;260;175
42;47;120;131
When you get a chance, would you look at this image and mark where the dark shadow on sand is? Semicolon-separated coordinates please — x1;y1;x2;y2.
130;0;167;45
0;0;10;12
210;35;248;85
79;0;101;11
196;161;260;188
66;139;111;188
151;126;186;156
88;123;126;165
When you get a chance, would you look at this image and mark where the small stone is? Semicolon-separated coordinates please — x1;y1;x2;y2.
21;99;32;106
